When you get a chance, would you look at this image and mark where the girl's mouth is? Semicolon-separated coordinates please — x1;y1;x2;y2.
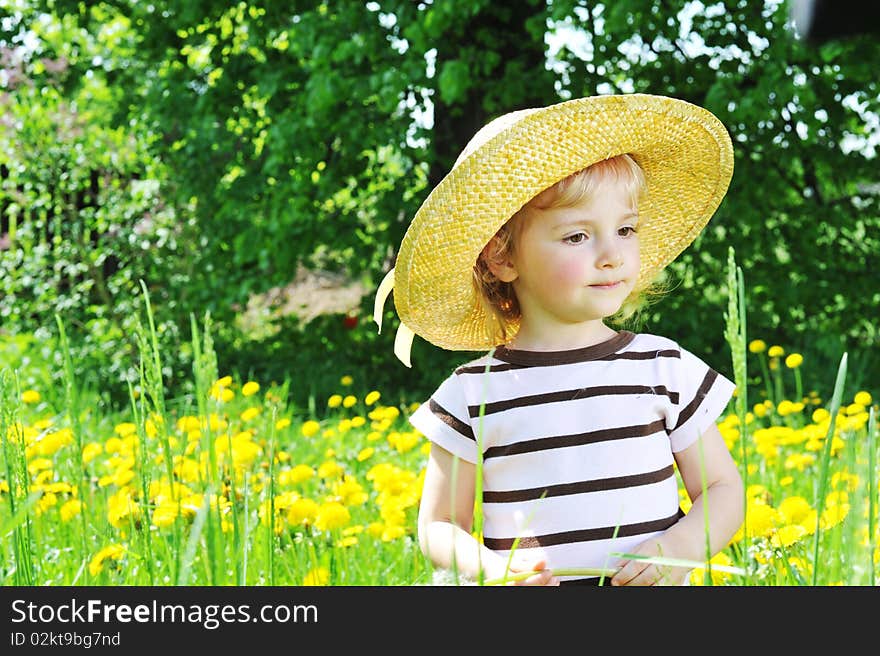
590;281;622;290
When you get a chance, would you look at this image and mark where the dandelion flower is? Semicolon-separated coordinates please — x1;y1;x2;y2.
242;381;260;396
21;390;41;404
365;391;381;406
301;420;321;438
785;353;803;368
60;499;82;522
114;422;137;437
314;501;351;531
302;567;330;586
327;394;343;408
748;340;767;354
689;551;734;586
89;544;126;577
287;497;319;526
340;375;354;387
342;395;357;408
768;345;785;358
854;391;872;406
317;460;343;480
240;407;261;422
287;464;315;484
275;418;291;430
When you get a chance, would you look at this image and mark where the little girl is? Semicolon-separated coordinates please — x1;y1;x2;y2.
374;94;744;585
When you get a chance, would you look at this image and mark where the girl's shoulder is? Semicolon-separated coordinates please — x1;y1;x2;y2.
624;331;683;353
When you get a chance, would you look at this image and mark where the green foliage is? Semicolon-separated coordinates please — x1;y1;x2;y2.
2;0;878;408
550;0;879;375
0;46;199;400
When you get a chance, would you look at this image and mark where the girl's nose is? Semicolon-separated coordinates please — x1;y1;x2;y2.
596;238;623;269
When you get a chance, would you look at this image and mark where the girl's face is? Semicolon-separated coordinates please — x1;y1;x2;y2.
497;177;641;343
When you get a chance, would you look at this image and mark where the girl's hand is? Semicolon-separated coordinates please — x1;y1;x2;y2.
610;537;689;587
493;557;560;586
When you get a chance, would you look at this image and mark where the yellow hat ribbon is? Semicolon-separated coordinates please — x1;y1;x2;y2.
373;267;414;368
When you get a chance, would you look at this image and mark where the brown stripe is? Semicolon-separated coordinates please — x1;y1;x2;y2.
674;369;719;431
483;464;675;503
428;399;475;441
493;331;636;366
469;385;679;418
483;510;682;551
456;362;524;374
483;419;668;459
597;349;681;361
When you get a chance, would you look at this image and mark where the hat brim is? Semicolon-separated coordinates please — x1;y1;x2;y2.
393;93;734;351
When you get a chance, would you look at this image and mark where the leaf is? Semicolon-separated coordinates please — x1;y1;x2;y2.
437;59;472;104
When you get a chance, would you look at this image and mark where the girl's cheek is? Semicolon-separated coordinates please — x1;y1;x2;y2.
552;257;588;285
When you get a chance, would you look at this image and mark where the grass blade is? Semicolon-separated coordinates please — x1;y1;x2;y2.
810;351;848;586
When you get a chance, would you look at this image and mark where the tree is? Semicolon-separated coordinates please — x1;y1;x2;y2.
3;0;878;404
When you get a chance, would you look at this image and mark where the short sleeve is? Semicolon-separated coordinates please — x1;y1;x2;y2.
666;346;736;453
408;371;479;464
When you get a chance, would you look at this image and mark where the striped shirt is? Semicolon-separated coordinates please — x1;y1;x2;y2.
409;330;736;584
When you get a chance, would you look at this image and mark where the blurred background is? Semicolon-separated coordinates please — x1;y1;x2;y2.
1;0;878;411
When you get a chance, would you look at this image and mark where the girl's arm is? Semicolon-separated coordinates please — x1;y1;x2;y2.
611;422;745;586
417;443;556;585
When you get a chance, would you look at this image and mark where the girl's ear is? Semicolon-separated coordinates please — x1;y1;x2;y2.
482;236;518;283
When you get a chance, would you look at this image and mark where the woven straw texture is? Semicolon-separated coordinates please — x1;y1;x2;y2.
393;93;734;352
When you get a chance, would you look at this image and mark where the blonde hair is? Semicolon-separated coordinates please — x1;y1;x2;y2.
472;154;668;345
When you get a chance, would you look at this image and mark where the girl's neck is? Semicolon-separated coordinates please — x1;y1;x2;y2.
506;321;618;352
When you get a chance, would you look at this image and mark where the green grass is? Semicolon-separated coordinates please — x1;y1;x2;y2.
0;264;878;586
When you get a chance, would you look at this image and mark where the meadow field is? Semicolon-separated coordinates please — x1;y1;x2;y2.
2;280;877;588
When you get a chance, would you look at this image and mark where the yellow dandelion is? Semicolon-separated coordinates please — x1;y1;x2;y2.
748;340;766;354
357;447;374;462
240;406;261;422
292;463;318;482
275;418;291;430
59;499;82;522
381;524;407;542
365;391;381;406
784;353;803;368
242;381;260;397
327;394;343;409
287;497;319;526
768;345;785;358
340;375;353;387
853;391;872;406
317;460;343;480
342;395;357;408
21;389;41;404
107;489;142;529
114;422;137;438
771;524;808;548
88;544;126;577
689;551;734;586
301;420;321;438
302;567;330;586
314;501;351;531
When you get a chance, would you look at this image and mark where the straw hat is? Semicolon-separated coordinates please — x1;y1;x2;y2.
374;93;734;366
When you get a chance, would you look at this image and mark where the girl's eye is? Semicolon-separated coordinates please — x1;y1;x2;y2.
565;232;587;244
619;226;638;237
